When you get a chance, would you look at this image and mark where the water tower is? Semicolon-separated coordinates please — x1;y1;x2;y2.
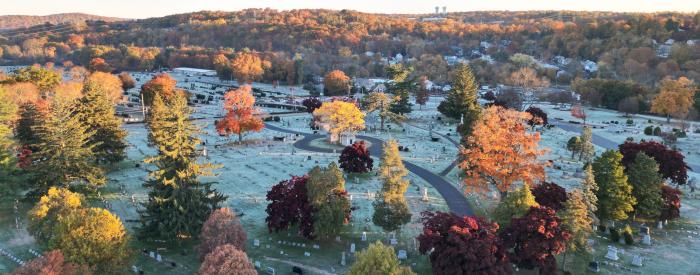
435;6;440;14
443;6;447;14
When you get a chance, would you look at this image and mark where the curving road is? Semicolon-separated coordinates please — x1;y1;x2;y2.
265;123;473;216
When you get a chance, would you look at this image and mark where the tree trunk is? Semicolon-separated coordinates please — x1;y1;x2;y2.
238;132;243;143
380;116;385;130
667;114;671;123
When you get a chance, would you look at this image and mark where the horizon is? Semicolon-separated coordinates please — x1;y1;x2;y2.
2;0;699;19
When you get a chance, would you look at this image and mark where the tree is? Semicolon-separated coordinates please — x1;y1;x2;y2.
579;126;595;162
492;183;539;227
571;104;587;124
348;241;415;275
140;93;226;240
265;175;315;239
618;96;640;116
566;136;582;159
338;141;373;173
312;101;365;143
373;140;411;232
592;150;636;223
437;64;481;137
415;76;429;109
0;87;17;174
11;250;91;275
4;82;41;106
323;70;350;96
581;164;599;221
362;92;405;130
28;187;84;242
302;97;322;113
525;106;548;126
14;100;47;151
50;207;129;273
307;163;351;238
140;73;183;107
230;51;265;83
29;97;105;196
627;152;664;218
618;140;688;185
10;65;61;92
118;72;135;90
198;208;247;260
215;85;264;142
532;182;567;211
559;190;594;270
660;185;682;220
53;81;84;102
651;77;697;123
199;245;257;275
74;81;127;163
86;72;124;103
89;57;112;73
500;206;570;275
509;67;549;106
417;211;511;274
386;64;414;115
460;106;546;199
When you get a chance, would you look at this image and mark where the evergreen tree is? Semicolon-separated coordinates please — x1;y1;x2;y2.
579;126;595;162
348;241;415;275
386;64;414;115
15;101;47;151
139;93;226;239
627;152;664;218
581;164;599;222
492;183;539;227
559;189;594;270
566;136;581;159
75;81;127;163
0;87;17;188
373;140;411;232
29;98;105;197
306;162;351;238
437;64;481;138
592;150;636;224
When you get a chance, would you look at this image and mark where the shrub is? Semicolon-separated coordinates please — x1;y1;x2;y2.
622;225;634;245
626;119;633;125
644;126;653;135
610;227;621;243
653;126;661;136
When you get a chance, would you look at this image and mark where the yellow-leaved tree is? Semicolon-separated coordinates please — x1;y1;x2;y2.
651;77;697;123
313;101;365;143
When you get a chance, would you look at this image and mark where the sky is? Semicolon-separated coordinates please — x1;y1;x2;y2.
2;0;699;19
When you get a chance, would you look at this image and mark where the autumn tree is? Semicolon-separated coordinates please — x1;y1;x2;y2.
417;211;511;274
525;107;548;126
28;187;84;242
348;241;415;275
230;51;265;83
362;92;405;130
618;140;688;184
198;208;247;260
559;189;594;271
11;250;91;275
4;82;41;106
86;72;124;103
492;183;539;227
592;150;636;224
140;93;226;239
53;82;83;102
500;206;570;275
74;80;128;163
509;67;549;106
627;152;664;218
199;244;257;275
373;140;411;232
307;163;351;238
460;106;546;199
571;104;587;124
302;97;322;113
532;182;567;210
89;57;112;73
312;101;365;143
140;73;182;107
437;64;481;137
338;141;373;173
323;70;351;96
660;185;682;220
581;164;599;222
651;77;697;123
215;85;264;142
9;65;61;93
118;72;135;90
265;175;315;239
0;87;17;175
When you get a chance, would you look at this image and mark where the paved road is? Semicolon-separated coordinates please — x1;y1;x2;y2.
404;123;461;176
265;123;473;216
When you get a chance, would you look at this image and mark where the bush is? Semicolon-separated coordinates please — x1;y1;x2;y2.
623;225;634;245
598;224;607;233
644;126;653;135
610;227;621;243
626;119;633;125
653;126;662;136
676;131;687;138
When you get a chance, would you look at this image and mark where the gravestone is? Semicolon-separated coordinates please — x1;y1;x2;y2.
588;261;600;273
639;226;650;235
255;261;261;268
350;243;356;253
361;232;367;241
132;265;139;273
605;246;619;261
397;250;407;260
304;252;311;257
149;251;155;258
657;221;663;229
266;267;275;275
156;254;162;262
280;251;284;255
631;255;643;267
642;234;651;245
254;239;260;247
421;187;429;202
390;238;398;245
341;252;346;266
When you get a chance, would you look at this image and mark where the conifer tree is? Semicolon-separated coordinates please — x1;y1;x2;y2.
581;164;599;222
373;140;412;232
437;64;481;138
29;98;105;197
15;101;47;151
139;93;226;239
306;162;351;238
0;87;17;183
75;81;127;163
386;64;414;115
559;189;594;270
492;183;539;227
627;152;664;218
579;126;595;162
592;150;636;224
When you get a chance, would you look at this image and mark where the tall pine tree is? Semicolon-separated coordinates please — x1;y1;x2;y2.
139;93;226;239
386;64;414;115
0;87;18;190
306;162;351;238
627;152;664;218
592;150;636;224
75;81;127;163
559;189;594;271
581;164;599;223
373;140;411;232
579;126;595;162
437;64;481;139
30;97;105;197
15;101;47;151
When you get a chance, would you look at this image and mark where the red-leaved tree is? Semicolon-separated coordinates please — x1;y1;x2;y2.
302;97;322;113
525;107;548;126
531;182;567;211
12;250;91;275
571;104;587;124
338;141;374;173
197;208;247;260
417;211;511;274
618;140;689;184
216;85;265;142
199;245;257;275
660;185;682;220
265;175;315;238
500;206;570;275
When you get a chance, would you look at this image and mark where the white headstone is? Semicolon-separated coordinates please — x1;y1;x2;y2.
280;251;284;255
132;265;138;273
304;252;311;257
254;239;260;247
149;251;155;258
361;232;367;241
422;187;429;202
335;236;341;242
341;252;346;266
255;261;261;268
642;234;652;245
605;246;619;261
657;221;663;229
631;255;643;267
350;243;356;253
390;238;398;245
397;250;407;260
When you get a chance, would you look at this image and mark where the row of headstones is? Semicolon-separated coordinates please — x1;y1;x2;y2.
0;248;25;266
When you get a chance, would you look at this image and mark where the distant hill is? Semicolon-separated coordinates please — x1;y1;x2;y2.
0;13;124;30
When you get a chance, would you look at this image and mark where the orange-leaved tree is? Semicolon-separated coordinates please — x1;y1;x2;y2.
230;51;267;84
140;73;183;107
460;106;547;199
215;85;264;142
651;76;697;123
323;70;351;96
313;101;365;143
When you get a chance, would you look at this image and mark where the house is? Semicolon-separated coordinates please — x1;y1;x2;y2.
581;60;598;73
172;67;217;77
